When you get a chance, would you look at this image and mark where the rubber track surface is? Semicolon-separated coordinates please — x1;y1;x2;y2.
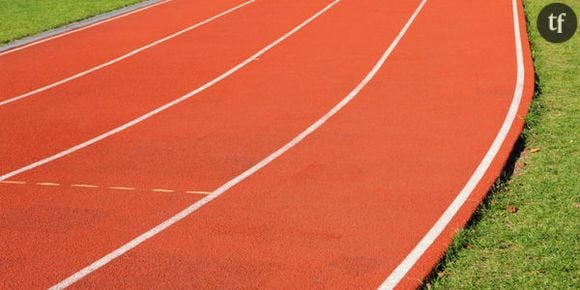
0;0;534;288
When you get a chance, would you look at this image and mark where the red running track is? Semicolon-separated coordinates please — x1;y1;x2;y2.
0;0;534;288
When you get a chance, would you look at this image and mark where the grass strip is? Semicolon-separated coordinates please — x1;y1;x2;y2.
0;0;144;44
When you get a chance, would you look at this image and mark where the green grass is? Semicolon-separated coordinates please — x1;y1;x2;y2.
426;0;579;289
0;0;144;44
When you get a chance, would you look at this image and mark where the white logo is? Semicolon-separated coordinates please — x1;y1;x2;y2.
548;12;567;34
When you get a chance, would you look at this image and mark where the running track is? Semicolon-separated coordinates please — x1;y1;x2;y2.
0;0;534;288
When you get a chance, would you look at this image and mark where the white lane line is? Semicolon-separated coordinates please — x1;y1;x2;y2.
378;0;526;288
0;0;255;108
0;0;338;183
152;188;175;193
0;0;172;57
49;0;424;288
71;184;99;188
36;182;61;187
109;186;136;191
0;0;173;56
0;180;26;185
186;190;212;195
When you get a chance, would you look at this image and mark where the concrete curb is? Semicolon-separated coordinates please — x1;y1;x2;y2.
0;0;163;53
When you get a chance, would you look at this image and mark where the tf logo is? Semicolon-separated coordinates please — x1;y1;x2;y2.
537;3;577;43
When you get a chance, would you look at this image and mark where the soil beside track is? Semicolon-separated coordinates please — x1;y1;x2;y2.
0;0;534;288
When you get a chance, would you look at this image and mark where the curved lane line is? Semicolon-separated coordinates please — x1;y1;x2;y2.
379;0;526;288
0;0;256;107
49;0;425;288
0;0;172;57
0;0;339;183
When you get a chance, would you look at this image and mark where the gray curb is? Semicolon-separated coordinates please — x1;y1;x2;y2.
0;0;163;53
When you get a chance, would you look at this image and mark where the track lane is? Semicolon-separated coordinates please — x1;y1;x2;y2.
0;0;250;102
0;0;256;108
0;0;331;175
0;0;535;288
56;0;534;288
0;186;206;288
388;1;535;287
0;0;424;287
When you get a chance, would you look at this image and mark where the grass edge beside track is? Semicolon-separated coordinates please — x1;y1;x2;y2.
0;0;145;44
424;1;579;289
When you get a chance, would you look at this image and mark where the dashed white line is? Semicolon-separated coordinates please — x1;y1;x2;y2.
36;182;60;187
152;188;175;193
0;180;26;185
71;184;100;188
0;180;208;196
108;186;136;191
186;190;212;195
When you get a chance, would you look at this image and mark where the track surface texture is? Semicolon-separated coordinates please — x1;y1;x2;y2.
0;0;534;288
